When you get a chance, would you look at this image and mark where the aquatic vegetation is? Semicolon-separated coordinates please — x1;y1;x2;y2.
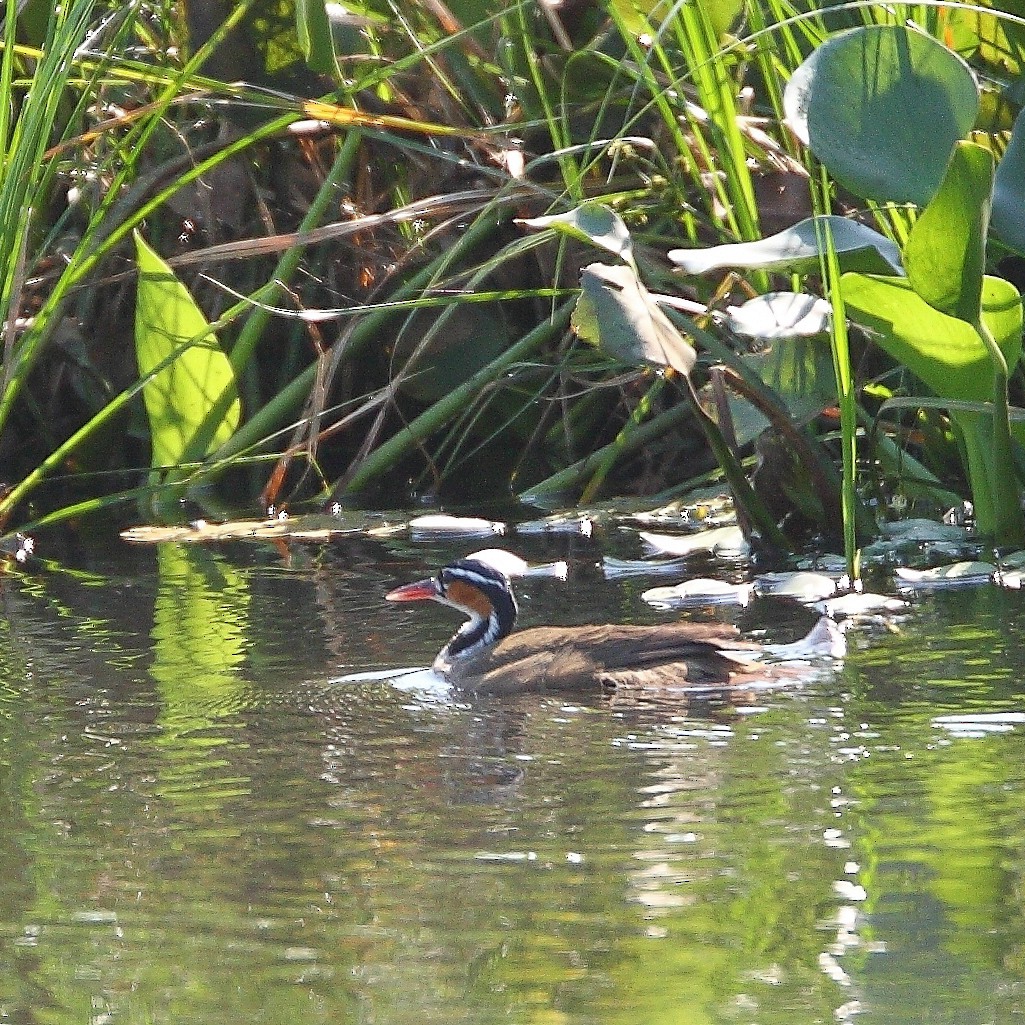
4;0;1025;568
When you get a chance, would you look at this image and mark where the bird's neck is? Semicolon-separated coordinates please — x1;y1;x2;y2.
439;585;517;666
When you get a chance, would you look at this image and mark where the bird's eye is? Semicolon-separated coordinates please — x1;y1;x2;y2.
436;571;448;595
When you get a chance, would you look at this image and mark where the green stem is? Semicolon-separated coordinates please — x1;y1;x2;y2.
976;317;1025;544
342;302;572;497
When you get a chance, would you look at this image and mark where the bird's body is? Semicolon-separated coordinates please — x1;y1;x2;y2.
387;558;841;696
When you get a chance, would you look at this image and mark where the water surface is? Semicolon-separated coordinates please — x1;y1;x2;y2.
1;531;1024;1024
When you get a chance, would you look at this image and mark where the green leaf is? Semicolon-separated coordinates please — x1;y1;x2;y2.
134;232;241;475
296;0;336;75
841;273;1022;402
784;25;979;206
993;106;1025;255
668;215;903;276
573;263;696;376
905;140;993;323
518;203;635;268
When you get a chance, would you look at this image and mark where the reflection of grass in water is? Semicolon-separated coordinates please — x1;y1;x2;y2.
150;544;254;824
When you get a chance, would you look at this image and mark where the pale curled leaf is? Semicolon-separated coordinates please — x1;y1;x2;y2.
517;203;634;266
726;292;832;339
669;216;903;276
573;263;696;376
784;25;979;206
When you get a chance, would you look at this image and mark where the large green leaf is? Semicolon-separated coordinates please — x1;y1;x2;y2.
905;140;992;323
134;232;241;474
784;26;979;206
841;273;1022;402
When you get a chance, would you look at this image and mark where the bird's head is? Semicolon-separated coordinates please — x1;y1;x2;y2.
387;559;518;658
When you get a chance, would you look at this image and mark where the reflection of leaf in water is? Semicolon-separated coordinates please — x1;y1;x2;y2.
150;545;253;824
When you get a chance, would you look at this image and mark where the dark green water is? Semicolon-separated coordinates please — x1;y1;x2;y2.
2;531;1025;1024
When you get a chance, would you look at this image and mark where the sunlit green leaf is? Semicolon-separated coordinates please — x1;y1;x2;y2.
134;232;241;474
841;273;1022;403
905;141;992;323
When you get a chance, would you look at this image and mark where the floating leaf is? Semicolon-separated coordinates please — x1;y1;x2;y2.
784;25;979;206
668;215;902;276
573;263;696;375
134;232;241;475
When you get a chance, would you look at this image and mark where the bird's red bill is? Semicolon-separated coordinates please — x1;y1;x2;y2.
386;579;439;602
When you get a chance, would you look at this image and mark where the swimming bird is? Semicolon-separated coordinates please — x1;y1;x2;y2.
386;558;843;696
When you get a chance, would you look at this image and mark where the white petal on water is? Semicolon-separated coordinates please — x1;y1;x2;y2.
639;526;749;557
755;571;842;602
894;561;995;589
468;548;568;580
409;514;505;537
814;592;910;617
641;578;754;608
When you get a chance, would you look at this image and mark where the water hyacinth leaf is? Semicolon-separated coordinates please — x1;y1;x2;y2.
668;216;902;276
726;292;832;339
518;204;634;267
841;273;1023;402
134;232;241;473
993;107;1025;255
784;25;979;206
905;141;992;323
573;263;696;376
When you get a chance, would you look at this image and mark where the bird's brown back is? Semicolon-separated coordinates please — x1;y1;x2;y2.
453;622;763;696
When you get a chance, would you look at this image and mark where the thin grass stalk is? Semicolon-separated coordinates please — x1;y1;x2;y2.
519;391;695;503
0;1;258;440
213;202;537;468
667;0;760;243
507;1;580;197
579;376;668;503
816;178;860;576
341;301;573;497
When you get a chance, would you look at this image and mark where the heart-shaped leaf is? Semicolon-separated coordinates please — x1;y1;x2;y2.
784;25;979;206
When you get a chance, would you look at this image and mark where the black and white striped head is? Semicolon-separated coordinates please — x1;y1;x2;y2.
387;559;518;660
